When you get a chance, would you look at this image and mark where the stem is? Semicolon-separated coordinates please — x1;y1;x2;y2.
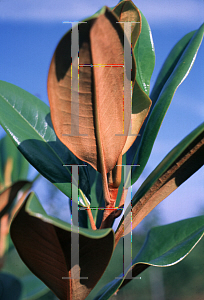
114;188;128;248
99;195;117;229
100;154;123;229
100;188;124;229
87;208;97;230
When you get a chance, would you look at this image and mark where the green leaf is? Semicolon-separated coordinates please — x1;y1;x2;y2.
94;215;204;300
10;192;114;300
129;23;204;185
133;122;204;207
0;80;89;203
115;122;204;240
112;0;152;154
0;272;22;300
150;30;195;104
125;30;194;172
111;0;152;203
112;1;154;172
134;8;155;96
135;216;204;266
0;134;29;191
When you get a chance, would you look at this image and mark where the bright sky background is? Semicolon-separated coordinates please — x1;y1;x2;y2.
0;0;203;228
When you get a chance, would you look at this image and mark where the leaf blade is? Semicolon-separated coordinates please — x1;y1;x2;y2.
0;80;89;202
134;8;155;96
48;7;132;205
48;8;130;173
10;192;115;300
150;30;195;104
94;215;204;299
115;122;204;239
130;23;204;185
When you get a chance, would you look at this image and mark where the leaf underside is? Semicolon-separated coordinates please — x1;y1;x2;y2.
115;123;204;243
48;7;130;174
10;192;115;300
48;7;133;206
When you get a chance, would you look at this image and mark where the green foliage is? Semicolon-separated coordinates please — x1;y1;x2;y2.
0;82;89;203
95;216;204;299
132;122;204;207
0;0;203;299
128;23;204;185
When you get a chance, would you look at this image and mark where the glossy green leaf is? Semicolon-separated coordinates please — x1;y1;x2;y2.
112;1;152;155
112;1;154;177
0;134;29;191
113;0;155;94
0;272;22;300
111;0;152;209
94;215;204;300
0;80;89;203
150;30;195;104
10;192;114;300
134;8;155;95
115;122;204;239
126;30;195;170
129;23;204;185
132;122;204;207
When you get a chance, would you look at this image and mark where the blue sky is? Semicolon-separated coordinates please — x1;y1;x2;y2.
0;0;203;227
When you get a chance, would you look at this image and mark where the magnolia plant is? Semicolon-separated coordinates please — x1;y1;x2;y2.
0;0;203;299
